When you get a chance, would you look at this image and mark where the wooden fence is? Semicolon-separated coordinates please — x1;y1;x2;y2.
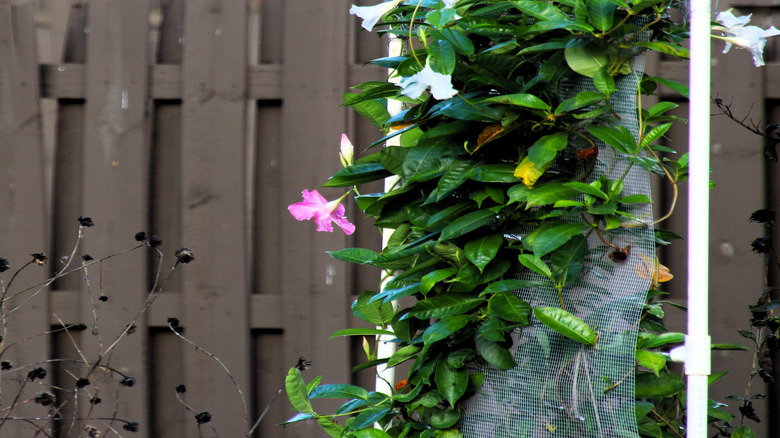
0;0;777;437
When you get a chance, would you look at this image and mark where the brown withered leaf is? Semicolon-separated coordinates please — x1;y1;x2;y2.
472;123;506;154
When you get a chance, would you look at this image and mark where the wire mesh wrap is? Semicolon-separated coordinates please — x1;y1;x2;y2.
460;54;654;438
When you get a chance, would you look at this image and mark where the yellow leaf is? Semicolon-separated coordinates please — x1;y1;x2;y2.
546;423;557;433
514;156;550;188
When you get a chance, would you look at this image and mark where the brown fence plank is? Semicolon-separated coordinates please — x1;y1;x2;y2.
179;1;251;436
78;1;153;436
0;3;51;435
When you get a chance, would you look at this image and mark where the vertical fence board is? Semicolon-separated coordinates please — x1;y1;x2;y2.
277;1;352;430
179;1;250;436
0;3;51;435
79;1;152;436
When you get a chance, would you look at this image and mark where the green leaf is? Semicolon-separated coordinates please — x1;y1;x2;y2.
483;93;551;111
518;253;553;279
489;292;531;323
435;360;469;406
482;279;545;295
439;209;496;241
640;123;672;149
468;164;519;182
533;307;597;345
731;425;756;438
550;234;588;284
330;328;395;339
593;67;616;96
322;163;392;187
281;412;315;425
429;39;457;75
402;142;452;182
429;159;482;203
423;315;474;344
526;182;579;206
636;350;667;376
635;41;689;58
646;76;689;98
411;294;485;319
634;371;685;397
318;417;346;438
285;368;314;414
586;0;616;31
475;333;516;369
426;407;461;428
711;343;750;351
512;0;570;21
328;248;380;266
431;27;475;56
427;202;471;231
352;290;395;326
587;125;637;155
643;332;685;348
565;44;611;78
310;384;369;400
528;132;569;167
349;407;392;430
465;234;503;272
354;428;393;438
564;181;608;200
529;223;588;257
421;267;458;293
440;99;501;122
387;344;421;367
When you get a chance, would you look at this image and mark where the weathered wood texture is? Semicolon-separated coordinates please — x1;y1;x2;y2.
0;0;777;436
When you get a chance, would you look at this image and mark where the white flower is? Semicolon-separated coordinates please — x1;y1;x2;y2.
350;0;402;32
714;10;780;67
442;0;457;8
339;134;354;167
398;64;458;100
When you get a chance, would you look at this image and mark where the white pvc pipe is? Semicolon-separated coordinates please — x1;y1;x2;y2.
375;34;405;398
685;0;712;436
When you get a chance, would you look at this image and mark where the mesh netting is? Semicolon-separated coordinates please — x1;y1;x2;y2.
460;55;654;438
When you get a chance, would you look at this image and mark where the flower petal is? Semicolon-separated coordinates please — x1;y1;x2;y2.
349;0;402;32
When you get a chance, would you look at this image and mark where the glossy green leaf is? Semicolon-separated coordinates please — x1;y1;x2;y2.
481;279;546;295
551;234;588;284
528;132;569;167
411;294;485;319
440;100;501;122
431;27;475;56
475;333;516;369
402;142;452;182
526;182;579;206
439;209;496;241
489;292;531;323
636;350;667;376
636;41;690;58
643;332;685;348
352;290;395;326
322;163;392;187
426;407;461;428
518;253;553;279
285;368;314;414
349;407;392;430
711;343;750;351
527;20;594;34
564;181;608;200
387;344;421;367
634;371;685;397
330;328;395;339
429;39;457;75
512;1;569;21
587;125;637;155
468;164;519;182
281;412;315;425
429;159;482;203
328;248;380;266
530;223;588;257
426;202;471;231
646;76;689;98
534;307;597;345
421;267;458;293
640;123;672;149
354;428;393;438
565;44;611;78
586;0;616;31
483;93;551;110
465;234;503;272
435;360;469;406
423;315;474;344
318;417;346;438
593;67;616;96
310;384;369;400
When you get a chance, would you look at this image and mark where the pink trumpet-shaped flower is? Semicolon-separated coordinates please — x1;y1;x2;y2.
288;190;355;235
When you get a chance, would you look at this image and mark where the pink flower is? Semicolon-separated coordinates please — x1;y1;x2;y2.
288;190;355;235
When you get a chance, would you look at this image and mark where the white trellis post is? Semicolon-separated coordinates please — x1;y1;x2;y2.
684;0;713;436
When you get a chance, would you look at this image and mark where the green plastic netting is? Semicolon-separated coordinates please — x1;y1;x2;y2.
460;54;654;438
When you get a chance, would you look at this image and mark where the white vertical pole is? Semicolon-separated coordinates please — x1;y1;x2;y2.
374;33;404;397
686;0;712;436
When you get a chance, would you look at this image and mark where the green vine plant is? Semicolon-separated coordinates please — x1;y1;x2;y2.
283;1;778;437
